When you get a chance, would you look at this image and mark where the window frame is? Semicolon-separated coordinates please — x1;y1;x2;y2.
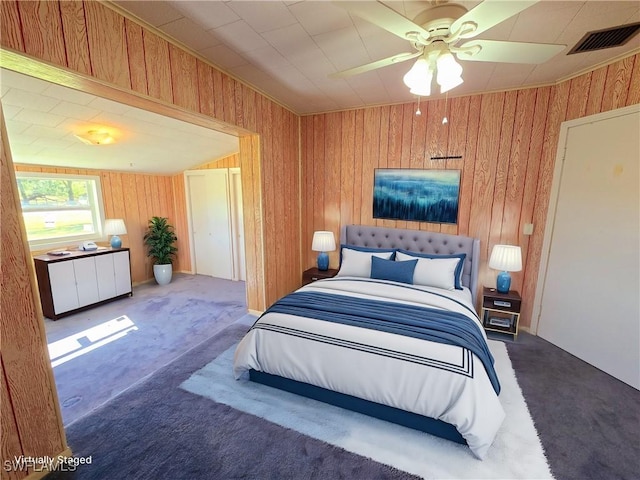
16;171;106;251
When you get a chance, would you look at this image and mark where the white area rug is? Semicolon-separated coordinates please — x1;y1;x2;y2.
181;340;553;479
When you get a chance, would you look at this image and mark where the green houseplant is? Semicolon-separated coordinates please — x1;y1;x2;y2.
143;216;177;285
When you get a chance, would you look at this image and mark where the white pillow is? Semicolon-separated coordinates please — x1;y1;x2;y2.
395;251;459;290
336;248;394;278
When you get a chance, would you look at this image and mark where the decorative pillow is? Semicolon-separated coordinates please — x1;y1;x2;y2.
338;244;396;263
336;247;395;278
370;256;417;284
396;250;466;290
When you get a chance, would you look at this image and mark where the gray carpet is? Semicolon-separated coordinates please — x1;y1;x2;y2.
47;322;417;480
45;274;248;425
506;333;640;480
44;274;640;479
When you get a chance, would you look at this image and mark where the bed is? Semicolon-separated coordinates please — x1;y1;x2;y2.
233;225;505;459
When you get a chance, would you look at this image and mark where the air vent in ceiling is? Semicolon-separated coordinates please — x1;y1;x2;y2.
568;22;640;55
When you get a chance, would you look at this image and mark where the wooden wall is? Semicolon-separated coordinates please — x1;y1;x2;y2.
1;0;299;473
15;153;242;283
2;109;68;480
301;53;640;329
14;164;178;284
0;0;301;310
198;153;241;169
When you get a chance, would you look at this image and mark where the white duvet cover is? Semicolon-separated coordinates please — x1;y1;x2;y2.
233;277;505;459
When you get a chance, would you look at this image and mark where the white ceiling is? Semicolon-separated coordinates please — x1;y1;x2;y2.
0;69;239;175
114;0;640;115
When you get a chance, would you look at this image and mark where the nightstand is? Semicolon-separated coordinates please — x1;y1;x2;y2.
302;267;338;286
480;287;522;339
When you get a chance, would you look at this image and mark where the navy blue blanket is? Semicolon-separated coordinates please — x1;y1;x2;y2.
263;291;501;394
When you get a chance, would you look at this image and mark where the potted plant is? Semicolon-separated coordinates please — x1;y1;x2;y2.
143;216;177;285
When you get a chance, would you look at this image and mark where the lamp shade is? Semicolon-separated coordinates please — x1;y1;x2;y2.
489;245;522;272
104;219;127;235
311;231;336;252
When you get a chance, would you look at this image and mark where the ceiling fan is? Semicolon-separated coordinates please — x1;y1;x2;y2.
330;0;566;95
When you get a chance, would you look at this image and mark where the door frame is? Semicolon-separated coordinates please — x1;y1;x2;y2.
1;50;266;311
531;103;640;334
229;167;245;281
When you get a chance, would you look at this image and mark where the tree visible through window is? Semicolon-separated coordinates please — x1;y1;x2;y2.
16;172;105;248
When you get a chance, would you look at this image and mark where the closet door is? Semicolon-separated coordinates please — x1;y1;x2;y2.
537;106;639;389
186;170;233;280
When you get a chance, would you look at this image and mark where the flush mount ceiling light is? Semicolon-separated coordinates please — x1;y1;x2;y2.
74;130;115;146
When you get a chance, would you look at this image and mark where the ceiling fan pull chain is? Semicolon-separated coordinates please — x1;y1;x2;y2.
442;92;449;125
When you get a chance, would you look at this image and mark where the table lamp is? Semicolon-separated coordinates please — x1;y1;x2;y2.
311;231;336;271
488;244;522;293
104;219;127;248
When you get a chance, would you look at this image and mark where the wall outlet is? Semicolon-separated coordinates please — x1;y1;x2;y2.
523;223;534;235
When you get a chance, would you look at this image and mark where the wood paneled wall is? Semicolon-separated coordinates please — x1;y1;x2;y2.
1;1;299;472
198;153;241;170
2;109;68;480
15;164;178;284
301;53;640;329
0;0;301;310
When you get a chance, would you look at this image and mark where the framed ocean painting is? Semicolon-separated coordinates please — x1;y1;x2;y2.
373;169;460;224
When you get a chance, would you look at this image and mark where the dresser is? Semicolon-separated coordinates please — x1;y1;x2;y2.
33;248;132;320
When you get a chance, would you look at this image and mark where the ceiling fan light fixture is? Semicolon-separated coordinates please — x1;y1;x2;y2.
439;74;464;94
436;52;464;93
403;58;433;96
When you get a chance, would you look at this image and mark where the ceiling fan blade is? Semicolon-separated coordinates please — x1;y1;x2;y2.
335;1;430;41
329;52;422;79
457;39;566;64
451;0;538;39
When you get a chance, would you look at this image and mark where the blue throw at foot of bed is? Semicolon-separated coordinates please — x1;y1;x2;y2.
263;291;500;395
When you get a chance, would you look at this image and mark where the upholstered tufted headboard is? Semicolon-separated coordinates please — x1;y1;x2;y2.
342;225;480;299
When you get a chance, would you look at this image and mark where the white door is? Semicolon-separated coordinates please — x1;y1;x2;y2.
187;173;216;277
49;261;79;314
186;170;234;280
536;105;640;389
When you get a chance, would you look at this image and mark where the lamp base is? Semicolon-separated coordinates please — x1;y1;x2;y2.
496;271;511;294
317;252;329;271
110;235;122;248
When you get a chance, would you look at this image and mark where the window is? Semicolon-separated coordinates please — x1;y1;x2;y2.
16;172;105;249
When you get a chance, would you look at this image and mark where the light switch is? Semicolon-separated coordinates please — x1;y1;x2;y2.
523;223;534;235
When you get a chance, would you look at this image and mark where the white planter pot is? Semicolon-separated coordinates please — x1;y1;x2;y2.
153;264;173;286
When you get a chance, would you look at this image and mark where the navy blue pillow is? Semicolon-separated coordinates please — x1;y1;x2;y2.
340;244;396;265
370;256;417;284
396;249;466;290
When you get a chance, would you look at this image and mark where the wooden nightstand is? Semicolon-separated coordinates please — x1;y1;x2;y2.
302;267;338;286
480;287;522;340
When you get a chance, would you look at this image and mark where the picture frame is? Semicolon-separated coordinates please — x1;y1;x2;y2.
373;169;460;224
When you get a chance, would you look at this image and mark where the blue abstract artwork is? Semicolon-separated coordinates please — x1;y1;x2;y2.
373;169;460;224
